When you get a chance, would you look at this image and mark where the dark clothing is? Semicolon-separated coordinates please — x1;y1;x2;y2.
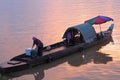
38;46;43;56
32;38;43;48
32;37;43;56
64;32;75;46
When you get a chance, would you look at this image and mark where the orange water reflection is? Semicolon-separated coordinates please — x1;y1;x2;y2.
1;0;120;80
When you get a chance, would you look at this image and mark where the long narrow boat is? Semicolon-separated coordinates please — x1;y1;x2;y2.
0;23;114;74
8;43;113;80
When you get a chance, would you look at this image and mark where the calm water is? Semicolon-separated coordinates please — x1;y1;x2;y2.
0;0;120;80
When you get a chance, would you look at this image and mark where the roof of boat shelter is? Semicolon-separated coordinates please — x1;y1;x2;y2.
63;23;97;43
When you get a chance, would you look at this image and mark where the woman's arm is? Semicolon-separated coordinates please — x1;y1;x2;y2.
32;41;35;48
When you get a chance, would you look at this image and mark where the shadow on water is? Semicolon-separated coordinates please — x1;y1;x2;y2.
1;37;113;80
68;51;112;67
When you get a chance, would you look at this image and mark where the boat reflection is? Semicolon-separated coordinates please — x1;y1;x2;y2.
6;37;113;80
7;51;112;80
68;52;112;67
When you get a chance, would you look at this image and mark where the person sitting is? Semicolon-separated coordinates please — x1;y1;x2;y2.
107;23;114;32
32;37;43;57
66;32;72;46
102;23;114;37
62;32;71;46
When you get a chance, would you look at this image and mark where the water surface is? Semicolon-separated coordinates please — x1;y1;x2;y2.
0;0;120;80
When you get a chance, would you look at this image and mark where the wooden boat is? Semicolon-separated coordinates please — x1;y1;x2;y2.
0;23;114;74
7;45;113;80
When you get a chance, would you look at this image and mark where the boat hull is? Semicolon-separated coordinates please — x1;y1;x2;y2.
0;61;28;74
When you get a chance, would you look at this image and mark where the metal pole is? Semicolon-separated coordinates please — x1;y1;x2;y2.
99;24;101;32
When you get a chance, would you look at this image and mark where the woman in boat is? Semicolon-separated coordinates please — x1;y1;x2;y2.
32;37;43;56
64;32;72;46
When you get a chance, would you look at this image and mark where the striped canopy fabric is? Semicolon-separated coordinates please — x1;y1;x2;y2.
84;16;113;25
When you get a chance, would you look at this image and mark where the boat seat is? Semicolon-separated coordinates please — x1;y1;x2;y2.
20;57;33;62
7;61;22;65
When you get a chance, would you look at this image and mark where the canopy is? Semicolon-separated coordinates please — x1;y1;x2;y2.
63;23;97;43
84;16;114;32
84;15;113;25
